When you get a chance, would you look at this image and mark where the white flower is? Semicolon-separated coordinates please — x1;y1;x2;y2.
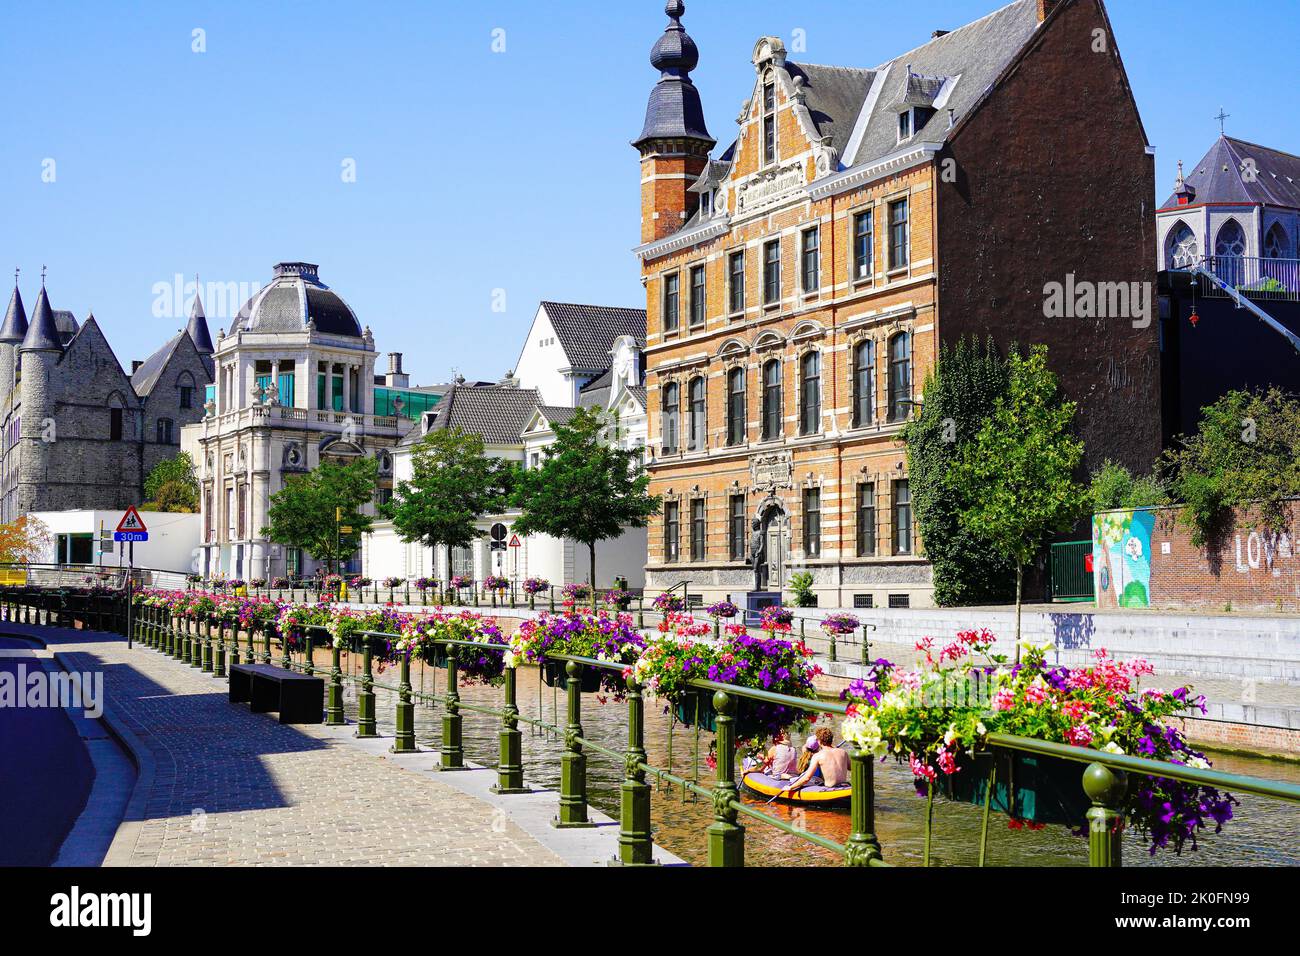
1187;756;1211;771
842;714;887;757
1102;741;1125;755
975;722;988;737
943;724;958;747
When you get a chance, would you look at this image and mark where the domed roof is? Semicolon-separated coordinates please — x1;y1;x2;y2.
231;263;362;338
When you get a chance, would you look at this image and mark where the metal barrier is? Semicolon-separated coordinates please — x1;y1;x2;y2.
13;588;1300;868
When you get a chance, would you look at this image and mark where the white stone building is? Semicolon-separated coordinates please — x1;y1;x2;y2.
181;262;447;581
364;303;650;590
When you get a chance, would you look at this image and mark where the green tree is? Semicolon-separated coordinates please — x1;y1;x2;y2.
512;406;660;592
1087;460;1168;513
903;336;1015;606
952;345;1086;652
261;457;378;573
143;452;199;512
1162;388;1300;546
384;427;514;580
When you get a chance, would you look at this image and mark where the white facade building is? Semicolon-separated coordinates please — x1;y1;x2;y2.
365;303;649;591
31;509;202;574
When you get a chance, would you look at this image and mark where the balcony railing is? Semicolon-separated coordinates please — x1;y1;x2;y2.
1186;255;1300;302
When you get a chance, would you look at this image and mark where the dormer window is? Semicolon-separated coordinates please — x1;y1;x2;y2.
898;110;912;141
898;106;937;143
700;190;712;217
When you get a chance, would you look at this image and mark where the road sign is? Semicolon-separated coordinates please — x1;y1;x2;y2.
508;535;522;548
114;531;148;543
116;506;148;534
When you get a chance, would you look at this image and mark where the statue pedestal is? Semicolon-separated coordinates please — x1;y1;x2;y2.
744;591;782;627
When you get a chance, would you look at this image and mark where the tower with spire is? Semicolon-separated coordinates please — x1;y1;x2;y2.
633;1;715;244
0;272;28;399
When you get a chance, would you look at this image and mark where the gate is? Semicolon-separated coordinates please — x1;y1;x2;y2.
1050;540;1095;602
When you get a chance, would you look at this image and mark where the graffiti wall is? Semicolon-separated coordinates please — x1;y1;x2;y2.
1092;502;1299;612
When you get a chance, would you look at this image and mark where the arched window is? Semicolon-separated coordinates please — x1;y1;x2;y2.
1215;220;1246;257
726;366;746;446
1264;223;1290;259
1166;221;1199;269
799;351;821;435
887;331;911;422
852;339;875;427
661;383;679;453
1215;220;1247;286
687;376;706;451
761;359;782;441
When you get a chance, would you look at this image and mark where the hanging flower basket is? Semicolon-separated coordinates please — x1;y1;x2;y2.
942;748;1090;827
541;659;612;694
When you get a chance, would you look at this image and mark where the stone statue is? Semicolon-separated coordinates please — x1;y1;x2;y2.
747;518;768;592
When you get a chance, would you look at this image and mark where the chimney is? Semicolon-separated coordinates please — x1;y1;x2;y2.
931;30;949;39
385;352;409;388
1036;0;1061;21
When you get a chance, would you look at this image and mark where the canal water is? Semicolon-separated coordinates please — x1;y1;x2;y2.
343;660;1300;867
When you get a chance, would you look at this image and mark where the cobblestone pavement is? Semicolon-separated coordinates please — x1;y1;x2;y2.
31;626;563;867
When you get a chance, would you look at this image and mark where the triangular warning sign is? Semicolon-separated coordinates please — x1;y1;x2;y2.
116;506;148;534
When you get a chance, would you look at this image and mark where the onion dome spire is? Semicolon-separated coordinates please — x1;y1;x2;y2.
634;0;714;150
0;270;27;344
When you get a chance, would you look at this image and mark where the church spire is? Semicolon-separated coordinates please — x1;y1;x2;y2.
186;275;214;355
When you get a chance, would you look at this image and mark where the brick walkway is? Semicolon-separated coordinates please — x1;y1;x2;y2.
28;625;562;867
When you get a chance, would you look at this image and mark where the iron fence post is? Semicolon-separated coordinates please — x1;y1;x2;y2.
1084;762;1127;868
441;650;466;770
198;617;210;671
616;674;655;865
214;617;228;676
326;643;345;725
492;665;527;793
356;637;378;738
179;615;191;664
706;690;744;867
844;747;883;866
553;661;593;828
391;653;417;753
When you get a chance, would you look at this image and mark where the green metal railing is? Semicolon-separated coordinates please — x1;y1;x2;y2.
10;587;1300;868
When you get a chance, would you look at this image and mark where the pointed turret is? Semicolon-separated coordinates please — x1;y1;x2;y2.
186;283;214;355
20;285;63;353
0;282;28;344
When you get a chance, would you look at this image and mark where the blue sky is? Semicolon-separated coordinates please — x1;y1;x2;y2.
0;0;1294;383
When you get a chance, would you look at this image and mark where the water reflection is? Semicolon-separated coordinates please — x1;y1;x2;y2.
345;660;1300;867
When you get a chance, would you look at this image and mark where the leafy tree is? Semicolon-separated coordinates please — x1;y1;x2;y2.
385;427;514;580
261;457;378;574
1162;388;1300;547
903;336;1015;606
144;452;199;512
512;406;660;592
1087;460;1169;513
952;345;1086;652
0;514;52;564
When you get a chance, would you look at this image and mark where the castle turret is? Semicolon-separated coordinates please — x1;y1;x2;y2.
633;0;715;243
0;278;28;398
17;283;63;514
186;282;215;356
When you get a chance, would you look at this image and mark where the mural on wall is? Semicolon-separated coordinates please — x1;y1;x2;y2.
1093;509;1155;609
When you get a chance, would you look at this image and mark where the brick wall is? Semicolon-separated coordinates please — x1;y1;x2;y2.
1093;502;1299;612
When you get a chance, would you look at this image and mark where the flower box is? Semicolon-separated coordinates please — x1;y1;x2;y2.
943;749;1090;826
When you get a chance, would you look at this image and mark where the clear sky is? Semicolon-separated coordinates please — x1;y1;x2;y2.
1;0;1294;384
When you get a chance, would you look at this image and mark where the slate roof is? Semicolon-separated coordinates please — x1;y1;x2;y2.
20;286;63;352
53;309;79;346
427;385;540;446
535;405;580;428
187;292;215;354
541;302;646;372
130;331;186;396
634;1;714;148
0;286;27;344
785;62;875;160
1161;136;1300;211
844;0;1041;168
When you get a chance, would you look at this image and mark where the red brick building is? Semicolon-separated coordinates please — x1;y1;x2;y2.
634;0;1159;607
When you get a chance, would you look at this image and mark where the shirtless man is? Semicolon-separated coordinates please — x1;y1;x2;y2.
786;726;850;792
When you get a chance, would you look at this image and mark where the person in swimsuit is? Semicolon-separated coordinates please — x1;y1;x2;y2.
786;727;850;793
762;732;798;778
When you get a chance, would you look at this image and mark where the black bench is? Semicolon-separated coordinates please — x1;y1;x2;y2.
229;664;324;724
